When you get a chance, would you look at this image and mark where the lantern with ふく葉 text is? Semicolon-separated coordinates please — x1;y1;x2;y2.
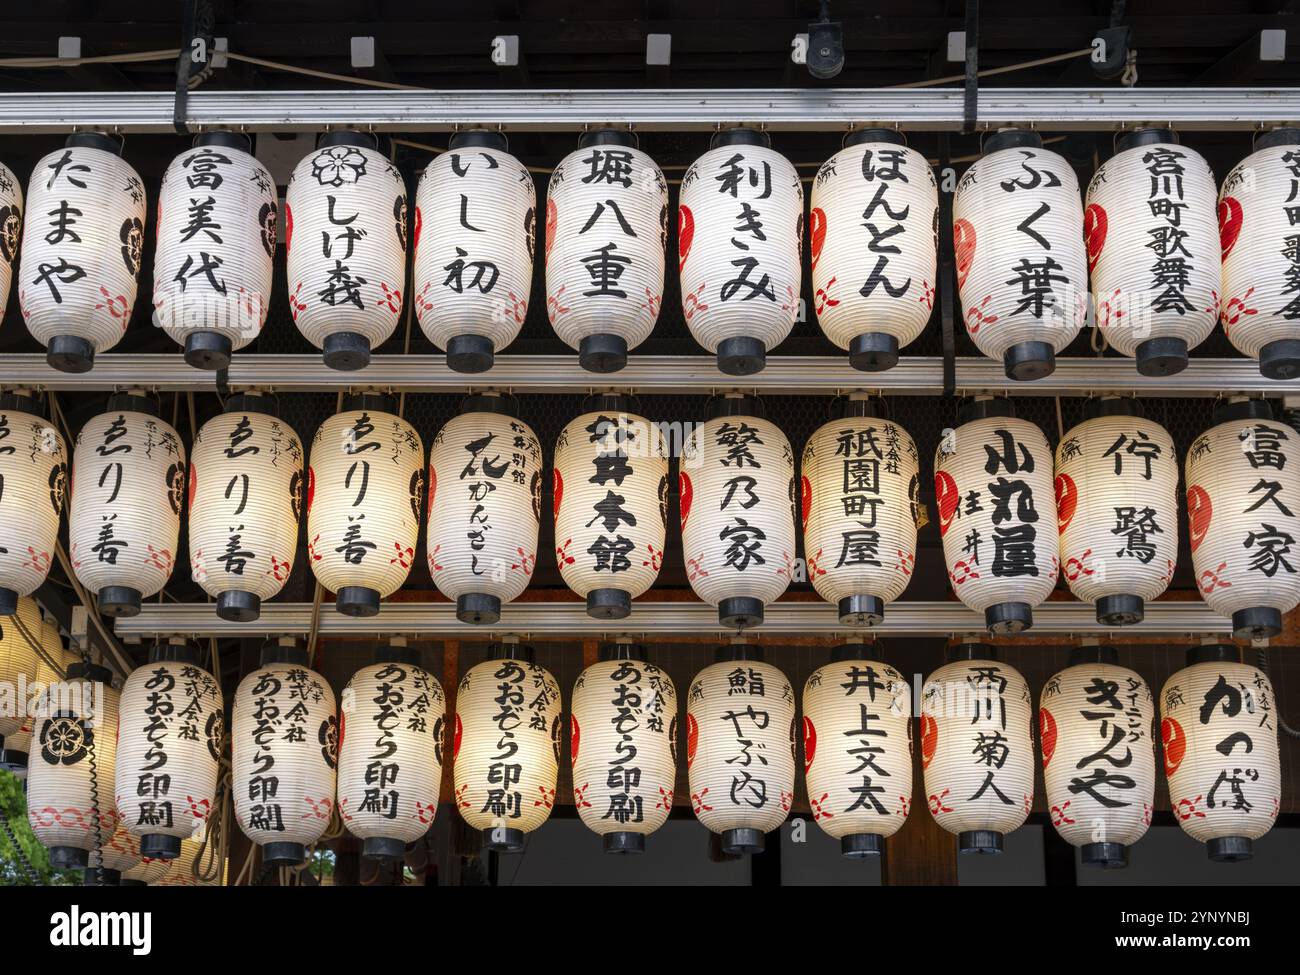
1160;643;1281;862
0;161;22;322
0;391;67;616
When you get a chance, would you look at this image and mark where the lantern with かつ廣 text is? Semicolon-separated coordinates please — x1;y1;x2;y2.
0;392;67;616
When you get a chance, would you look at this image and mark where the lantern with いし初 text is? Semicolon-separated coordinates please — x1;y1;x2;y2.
0;392;67;616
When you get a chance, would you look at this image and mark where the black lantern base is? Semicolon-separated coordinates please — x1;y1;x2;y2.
457;592;501;625
120;879;147;887
586;587;631;620
958;830;1004;855
1259;339;1300;381
1003;340;1056;382
336;586;381;617
1207;836;1253;862
1135;336;1188;377
446;334;494;374
47;334;95;374
184;330;233;371
262;841;307;866
603;831;646;855
719;596;764;629
1081;841;1129;869
363;836;407;861
140;833;181;860
849;332;899;372
841;832;884;858
579;333;628;373
1097;593;1144;627
483;827;525;853
1233;606;1283;640
985;601;1033;635
84;868;122;886
716;336;766;376
216;589;261;623
322;331;371;371
838;594;884;626
0;746;28;770
720;827;765;856
98;586;142;618
0;586;17;616
49;845;89;870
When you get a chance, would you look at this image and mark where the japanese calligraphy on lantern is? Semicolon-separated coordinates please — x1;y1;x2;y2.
0;162;23;317
0;401;66;603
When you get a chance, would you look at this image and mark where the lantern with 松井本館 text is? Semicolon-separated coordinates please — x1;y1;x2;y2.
0;391;67;616
0;161;22;321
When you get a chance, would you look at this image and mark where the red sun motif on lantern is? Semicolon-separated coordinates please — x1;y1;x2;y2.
809;207;827;272
552;468;564;518
935;470;959;538
1218;196;1243;261
187;463;197;510
800;474;812;531
1084;203;1107;274
952;218;976;290
284;203;294;254
920;713;938;769
412;206;422;263
545;197;558;260
305;466;316;515
425;464;437;521
678;471;693;531
1039;708;1058;768
453;712;463;761
1187;485;1212;553
569;714;580;764
685;712;699;769
1054;472;1078;535
801;715;817;773
677;205;695;273
1161;716;1186;776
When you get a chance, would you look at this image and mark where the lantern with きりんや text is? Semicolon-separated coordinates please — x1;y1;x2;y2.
1040;644;1156;869
426;394;542;624
810;129;938;371
413;131;535;373
285;131;407;370
953;129;1088;381
188;391;304;622
1160;643;1281;862
803;645;912;858
453;640;562;853
0;392;67;616
0;595;42;738
1185;398;1300;639
680;396;796;628
86;809;141;885
921;643;1034;854
152;132;277;370
553;397;668;619
687;644;796;856
306;393;424;617
1085;128;1221;377
69;391;186;618
19;133;146;373
337;638;446;861
545;129;668;372
678;129;802;375
934;398;1059;634
0;161;22;324
1054;398;1179;626
570;641;677;854
801;396;920;625
232;639;337;866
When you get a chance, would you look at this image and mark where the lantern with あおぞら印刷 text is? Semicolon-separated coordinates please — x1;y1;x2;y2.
0;392;67;616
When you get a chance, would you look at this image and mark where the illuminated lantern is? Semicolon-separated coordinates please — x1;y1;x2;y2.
307;394;424;617
86;810;142;885
69;391;186;617
117;638;223;859
1040;644;1155;868
953;130;1087;380
19;133;146;373
338;638;446;860
0;161;22;316
921;643;1034;854
232;640;337;865
413;131;535;372
285;132;407;370
1054;398;1178;626
1085;128;1221;376
681;396;796;628
153;836;224;885
802;396;919;624
188;391;304;621
1219;127;1300;379
120;854;170;886
687;645;796;855
0;722;31;772
678;129;802;375
570;640;677;853
153;132;277;369
553;398;668;619
934;399;1057;634
2;612;79;771
0;595;41;737
426;395;541;624
810;130;938;370
802;645;911;857
1160;643;1280;861
26;662;119;869
0;391;67;615
453;640;562;852
1185;399;1300;638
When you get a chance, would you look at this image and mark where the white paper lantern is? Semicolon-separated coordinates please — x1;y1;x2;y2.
1085;128;1221;376
952;130;1087;380
553;401;668;619
678;129;802;374
687;647;796;855
570;643;677;853
802;400;920;624
0;394;68;616
232;643;337;865
934;400;1058;633
188;392;304;621
1185;400;1300;638
413;131;535;372
19;133;146;373
545;130;667;372
802;647;912;857
69;393;185;617
1040;646;1155;869
152;836;224;885
337;640;446;860
26;662;118;870
120;853;170;886
0;596;42;736
1160;644;1281;861
0;161;23;318
810;131;939;370
452;644;562;852
285;132;407;370
680;398;796;628
1218;128;1300;380
0;720;31;772
87;809;143;884
921;645;1034;853
426;396;542;623
306;395;424;617
1054;399;1179;626
0;608;71;770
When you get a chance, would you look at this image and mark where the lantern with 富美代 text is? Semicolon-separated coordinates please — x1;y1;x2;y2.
0;392;67;617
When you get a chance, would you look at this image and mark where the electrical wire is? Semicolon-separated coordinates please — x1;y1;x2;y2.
886;47;1095;89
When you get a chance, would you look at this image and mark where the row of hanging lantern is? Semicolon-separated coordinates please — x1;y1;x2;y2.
6;125;1298;379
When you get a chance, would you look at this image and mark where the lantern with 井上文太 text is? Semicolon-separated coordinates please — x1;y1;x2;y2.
0;391;67;616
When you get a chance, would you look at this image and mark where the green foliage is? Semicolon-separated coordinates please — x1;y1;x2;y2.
0;768;78;886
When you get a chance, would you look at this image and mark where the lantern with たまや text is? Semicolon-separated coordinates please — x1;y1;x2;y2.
0;161;21;324
0;392;67;616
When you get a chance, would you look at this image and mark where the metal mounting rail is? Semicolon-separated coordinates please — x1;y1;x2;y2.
113;599;1231;638
0;87;1296;134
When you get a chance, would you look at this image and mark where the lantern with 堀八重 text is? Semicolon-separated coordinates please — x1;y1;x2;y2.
0;161;22;321
0;392;67;617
